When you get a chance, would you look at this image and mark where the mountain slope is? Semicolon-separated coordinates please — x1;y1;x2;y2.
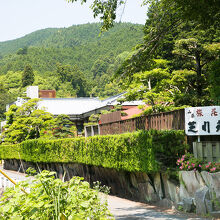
0;22;144;99
0;28;58;56
0;23;144;76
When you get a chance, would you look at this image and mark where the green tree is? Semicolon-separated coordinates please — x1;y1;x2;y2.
67;0;125;31
209;59;220;104
0;83;14;120
2;99;80;143
0;71;22;90
0;23;143;99
66;0;220;107
22;65;35;87
3;99;55;143
67;0;219;31
115;0;182;83
52;114;76;138
56;63;87;97
165;0;220;28
91;58;110;78
16;46;28;55
114;0;219;107
173;39;219;105
122;59;174;112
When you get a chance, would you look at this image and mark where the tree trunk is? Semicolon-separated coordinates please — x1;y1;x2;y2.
148;78;151;90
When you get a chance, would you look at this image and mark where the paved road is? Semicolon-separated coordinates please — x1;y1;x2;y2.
107;195;208;220
0;165;27;182
0;166;208;220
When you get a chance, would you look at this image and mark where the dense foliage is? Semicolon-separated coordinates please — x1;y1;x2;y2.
21;65;34;87
2;99;76;143
114;1;220;110
65;1;219;109
67;0;219;31
0;170;113;219
0;23;143;77
0;83;13;120
0;130;187;172
0;23;143;119
1;1;219;118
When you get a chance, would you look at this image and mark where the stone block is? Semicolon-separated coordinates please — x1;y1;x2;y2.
179;171;205;198
167;180;180;204
205;199;213;213
154;173;163;200
201;171;220;199
142;182;159;203
194;186;211;215
130;173;138;188
179;182;190;200
182;197;195;212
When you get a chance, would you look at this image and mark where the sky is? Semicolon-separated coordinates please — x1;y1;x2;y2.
0;0;147;42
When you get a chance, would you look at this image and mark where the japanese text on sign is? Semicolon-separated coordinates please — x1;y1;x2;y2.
185;106;220;136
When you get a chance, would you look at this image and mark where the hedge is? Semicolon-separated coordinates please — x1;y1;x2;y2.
0;130;188;172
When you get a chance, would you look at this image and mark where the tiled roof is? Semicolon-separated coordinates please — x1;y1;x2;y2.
121;106;145;120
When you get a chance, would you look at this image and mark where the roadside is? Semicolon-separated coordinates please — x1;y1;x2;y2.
0;165;27;181
0;166;211;220
107;195;210;220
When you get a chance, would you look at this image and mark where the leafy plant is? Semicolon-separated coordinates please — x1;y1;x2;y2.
2;99;55;143
52;114;77;139
0;130;187;172
2;99;77;143
0;170;113;219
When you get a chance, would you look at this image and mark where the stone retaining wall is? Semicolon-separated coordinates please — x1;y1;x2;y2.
3;159;220;217
179;171;220;217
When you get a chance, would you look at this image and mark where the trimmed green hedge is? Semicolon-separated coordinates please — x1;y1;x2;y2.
0;130;188;172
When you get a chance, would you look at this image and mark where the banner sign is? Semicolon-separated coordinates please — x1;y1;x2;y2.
185;106;220;136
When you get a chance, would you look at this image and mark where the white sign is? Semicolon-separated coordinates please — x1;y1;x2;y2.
185;106;220;136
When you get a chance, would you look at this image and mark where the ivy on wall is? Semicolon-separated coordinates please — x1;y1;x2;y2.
0;130;188;172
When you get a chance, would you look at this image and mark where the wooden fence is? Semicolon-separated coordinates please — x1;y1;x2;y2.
100;109;185;135
193;142;220;162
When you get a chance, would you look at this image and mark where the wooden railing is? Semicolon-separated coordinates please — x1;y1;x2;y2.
100;109;185;135
0;169;27;191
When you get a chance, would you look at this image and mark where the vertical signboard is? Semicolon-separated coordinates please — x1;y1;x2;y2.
185;106;220;136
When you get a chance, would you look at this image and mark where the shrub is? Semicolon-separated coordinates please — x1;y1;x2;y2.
0;130;188;172
0;170;113;219
176;153;220;173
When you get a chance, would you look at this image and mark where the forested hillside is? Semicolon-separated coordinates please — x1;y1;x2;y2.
0;23;143;75
0;23;143;116
0;28;58;56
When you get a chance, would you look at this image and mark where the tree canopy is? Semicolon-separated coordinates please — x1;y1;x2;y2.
2;99;76;143
112;0;220;110
22;64;35;87
67;0;219;30
0;1;219;120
